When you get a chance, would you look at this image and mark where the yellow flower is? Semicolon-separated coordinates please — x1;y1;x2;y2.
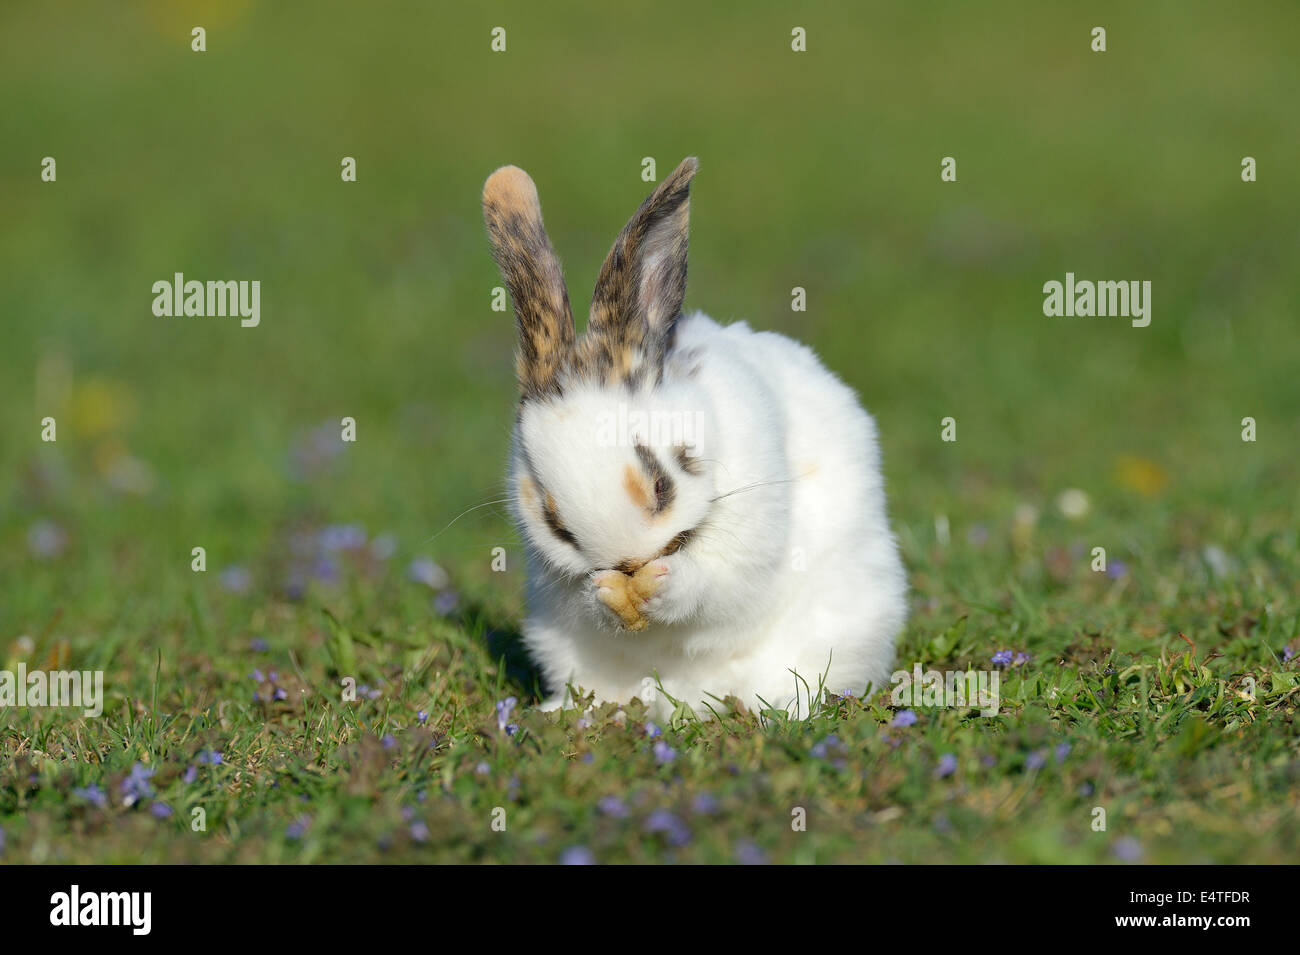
1114;455;1169;497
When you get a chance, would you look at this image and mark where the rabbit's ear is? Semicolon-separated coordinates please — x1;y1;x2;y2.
483;166;575;400
584;157;698;383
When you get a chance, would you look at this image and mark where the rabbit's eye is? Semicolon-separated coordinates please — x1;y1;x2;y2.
634;443;675;515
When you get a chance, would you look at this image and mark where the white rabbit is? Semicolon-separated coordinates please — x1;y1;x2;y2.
482;157;906;718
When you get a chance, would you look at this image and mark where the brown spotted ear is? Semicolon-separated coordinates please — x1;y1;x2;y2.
482;166;575;400
580;157;698;386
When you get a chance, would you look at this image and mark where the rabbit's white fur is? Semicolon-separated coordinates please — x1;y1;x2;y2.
512;312;906;718
484;158;906;719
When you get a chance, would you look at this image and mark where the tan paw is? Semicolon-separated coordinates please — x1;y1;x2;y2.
628;560;669;604
594;570;648;630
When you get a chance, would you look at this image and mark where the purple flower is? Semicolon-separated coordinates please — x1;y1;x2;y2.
434;590;460;616
1055;742;1072;763
891;709;918;728
182;766;198;785
286;815;311;840
410;821;430;843
691;793;720;815
198;750;222;765
120;763;155;807
250;637;269;652
416;710;428;724
474;761;491;776
1283;647;1295;663
735;841;767;865
643;722;662;738
598;795;628;818
1106;560;1129;580
992;650;1013;667
27;520;68;560
273;686;288;701
150;802;173;820
644;809;692;847
220;565;252;594
652;740;677;764
811;734;841;758
407;557;449;590
1013;651;1030;666
310;556;340;584
560;846;596;865
935;753;958;778
381;734;397;750
250;669;265;682
1111;837;1143;862
1025;750;1047;771
319;524;366;552
496;697;518;733
74;783;108;808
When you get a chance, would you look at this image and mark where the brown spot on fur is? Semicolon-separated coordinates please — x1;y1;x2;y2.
674;443;703;475
541;490;579;549
623;464;652;511
517;473;538;509
659;525;696;556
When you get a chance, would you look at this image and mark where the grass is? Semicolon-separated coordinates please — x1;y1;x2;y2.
1;0;1298;864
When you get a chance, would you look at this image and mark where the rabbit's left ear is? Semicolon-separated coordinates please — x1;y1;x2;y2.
583;157;698;383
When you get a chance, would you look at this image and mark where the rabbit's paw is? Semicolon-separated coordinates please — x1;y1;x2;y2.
593;569;648;630
593;561;669;631
628;560;670;614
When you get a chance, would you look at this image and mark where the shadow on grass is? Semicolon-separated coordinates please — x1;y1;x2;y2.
453;599;546;704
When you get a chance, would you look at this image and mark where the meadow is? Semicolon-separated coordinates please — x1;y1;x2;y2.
1;1;1297;863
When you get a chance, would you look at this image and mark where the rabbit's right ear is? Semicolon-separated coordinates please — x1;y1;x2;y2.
483;166;575;400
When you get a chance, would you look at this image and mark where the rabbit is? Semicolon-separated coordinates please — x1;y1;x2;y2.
481;156;907;719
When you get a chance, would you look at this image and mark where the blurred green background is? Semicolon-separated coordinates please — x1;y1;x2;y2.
0;1;1297;863
4;1;1297;599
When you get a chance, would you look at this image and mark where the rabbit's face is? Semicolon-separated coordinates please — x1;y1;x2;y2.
511;382;715;578
483;156;707;590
